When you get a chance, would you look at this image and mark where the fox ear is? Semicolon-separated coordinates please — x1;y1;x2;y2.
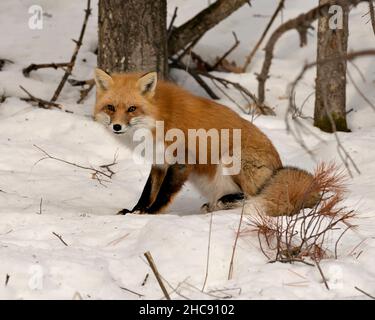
137;72;157;97
94;68;113;92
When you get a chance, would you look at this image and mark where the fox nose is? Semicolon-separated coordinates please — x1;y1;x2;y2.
113;124;122;132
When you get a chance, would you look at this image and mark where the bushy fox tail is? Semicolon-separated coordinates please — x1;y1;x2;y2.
245;166;322;217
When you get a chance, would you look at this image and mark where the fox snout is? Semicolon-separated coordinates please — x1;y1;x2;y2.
112;123;126;134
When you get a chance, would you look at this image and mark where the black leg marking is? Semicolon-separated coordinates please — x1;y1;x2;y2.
202;192;245;212
117;173;152;215
218;193;244;204
145;164;189;214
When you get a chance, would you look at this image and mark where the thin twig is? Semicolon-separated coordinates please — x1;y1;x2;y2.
144;251;171;300
19;86;61;109
23;62;72;77
119;286;144;298
5;274;10;286
354;286;375;299
287;50;375;176
52;232;69;246
68;78;94;87
199;71;274;115
68;78;96;103
228;201;245;280
170;59;220;99
202;212;213;292
314;259;329;290
167;7;178;40
211;31;240;70
141;273;149;286
334;225;352;259
242;0;285;71
33;144;117;185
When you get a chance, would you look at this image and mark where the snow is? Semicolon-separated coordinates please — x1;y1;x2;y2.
0;0;374;300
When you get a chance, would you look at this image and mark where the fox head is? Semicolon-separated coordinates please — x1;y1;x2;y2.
93;69;157;136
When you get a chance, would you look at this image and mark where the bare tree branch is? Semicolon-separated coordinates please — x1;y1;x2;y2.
50;0;92;102
212;31;240;71
167;7;178;40
168;0;250;56
242;0;285;72
257;0;369;104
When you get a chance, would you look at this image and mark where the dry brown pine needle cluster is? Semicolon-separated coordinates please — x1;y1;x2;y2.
247;162;356;264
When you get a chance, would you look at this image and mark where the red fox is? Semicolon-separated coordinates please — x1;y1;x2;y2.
93;69;319;216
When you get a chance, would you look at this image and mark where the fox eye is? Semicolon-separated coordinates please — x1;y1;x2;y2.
127;106;137;113
106;104;115;112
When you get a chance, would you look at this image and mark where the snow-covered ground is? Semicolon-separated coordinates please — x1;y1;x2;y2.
0;0;374;299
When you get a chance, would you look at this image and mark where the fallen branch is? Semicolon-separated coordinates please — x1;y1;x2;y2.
33;144;117;186
144;251;171;300
354;286;375;299
23;62;72;77
52;232;69;246
50;0;92;102
19;85;61;109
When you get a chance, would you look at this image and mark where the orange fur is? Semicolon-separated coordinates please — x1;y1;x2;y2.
94;70;319;216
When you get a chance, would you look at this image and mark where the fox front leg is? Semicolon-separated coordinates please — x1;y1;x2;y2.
117;165;168;215
143;164;191;214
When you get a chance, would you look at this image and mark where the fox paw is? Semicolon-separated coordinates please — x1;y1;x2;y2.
200;203;216;213
117;208;147;215
201;200;236;213
117;208;132;215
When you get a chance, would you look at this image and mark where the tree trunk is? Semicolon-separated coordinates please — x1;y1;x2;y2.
98;0;168;78
314;0;349;133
